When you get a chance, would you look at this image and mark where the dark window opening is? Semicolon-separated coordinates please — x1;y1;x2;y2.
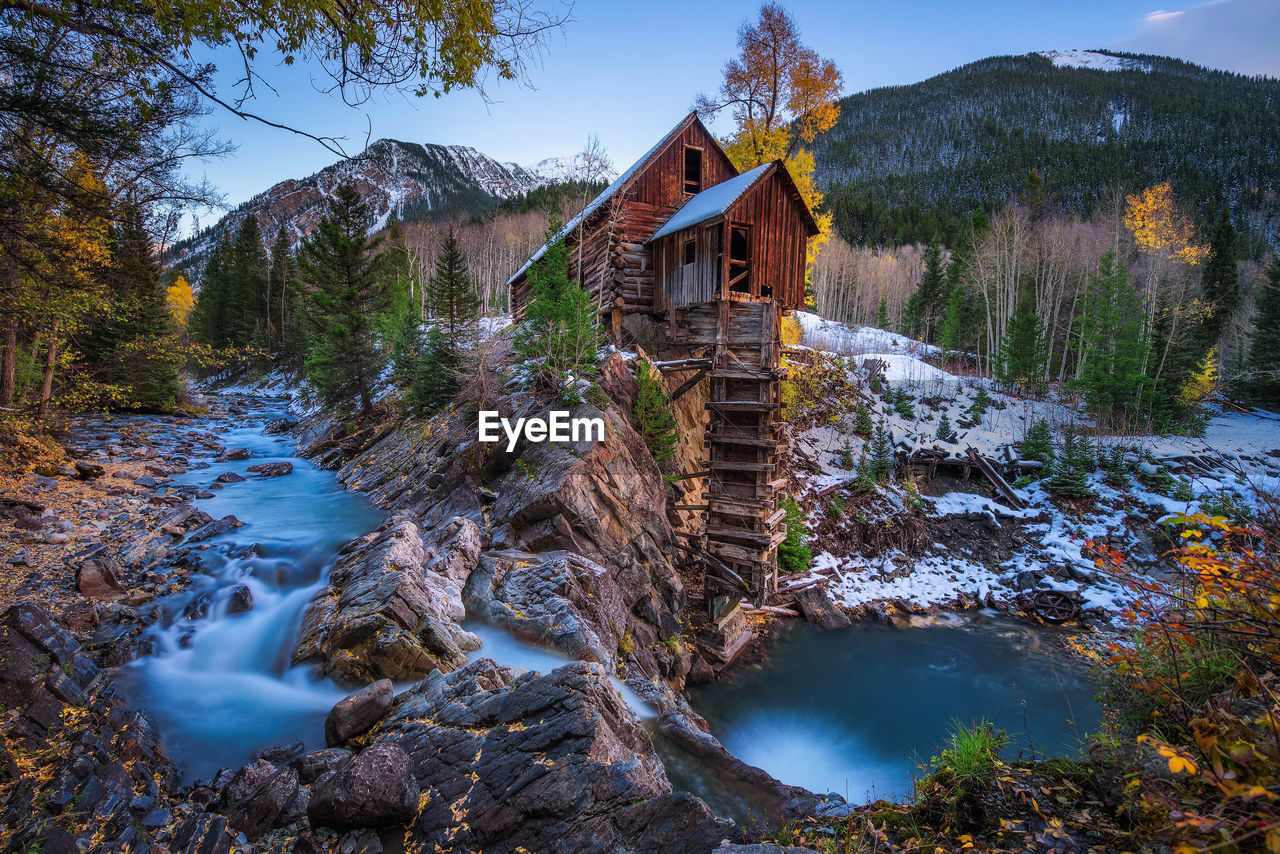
728;226;751;294
683;147;703;195
682;239;696;266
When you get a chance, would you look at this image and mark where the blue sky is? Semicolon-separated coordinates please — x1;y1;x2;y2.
182;0;1279;233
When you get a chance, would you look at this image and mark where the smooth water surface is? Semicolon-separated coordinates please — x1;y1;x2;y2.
688;614;1100;802
117;403;383;782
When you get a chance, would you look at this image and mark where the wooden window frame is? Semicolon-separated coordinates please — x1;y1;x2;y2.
682;237;697;266
683;145;703;195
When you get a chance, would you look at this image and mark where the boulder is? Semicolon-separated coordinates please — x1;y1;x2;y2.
264;417;296;435
76;557;127;601
226;765;301;841
793;586;851;630
375;658;729;854
221;448;251;461
247;461;293;477
307;742;419;830
325;679;394;745
293;520;471;684
227;585;253;614
214;471;246;484
73;461;105;480
186;515;243;543
291;747;352;784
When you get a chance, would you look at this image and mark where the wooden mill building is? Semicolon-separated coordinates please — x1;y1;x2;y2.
507;112;819;618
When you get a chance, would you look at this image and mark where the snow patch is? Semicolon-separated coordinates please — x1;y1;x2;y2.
1036;50;1153;72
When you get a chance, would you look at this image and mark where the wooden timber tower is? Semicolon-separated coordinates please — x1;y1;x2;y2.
507;113;819;618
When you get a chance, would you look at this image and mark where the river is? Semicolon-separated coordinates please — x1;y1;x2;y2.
113;396;1099;814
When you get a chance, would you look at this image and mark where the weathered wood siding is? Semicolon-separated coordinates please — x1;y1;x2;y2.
654;223;721;310
728;169;809;311
626;120;736;210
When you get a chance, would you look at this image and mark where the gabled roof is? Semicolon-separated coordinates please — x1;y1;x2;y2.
506;112;719;287
647;163;772;242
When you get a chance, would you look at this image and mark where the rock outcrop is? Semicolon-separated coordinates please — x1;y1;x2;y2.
369;658;730;854
293;518;478;684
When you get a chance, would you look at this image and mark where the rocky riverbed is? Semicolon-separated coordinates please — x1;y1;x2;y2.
0;378;835;854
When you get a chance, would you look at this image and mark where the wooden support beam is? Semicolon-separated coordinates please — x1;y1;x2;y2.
673;504;710;511
673;469;711;481
652;358;712;373
708;460;775;473
670;367;710;402
704;401;778;412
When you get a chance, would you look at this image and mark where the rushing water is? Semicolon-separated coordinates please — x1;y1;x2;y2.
686;614;1101;803
116;402;384;783
112;398;1100;812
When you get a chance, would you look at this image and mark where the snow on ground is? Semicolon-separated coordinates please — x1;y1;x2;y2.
788;314;1280;621
208;370;296;398
793;311;938;358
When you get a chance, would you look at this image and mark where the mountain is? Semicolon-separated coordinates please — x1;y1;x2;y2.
168;140;609;273
812;50;1280;248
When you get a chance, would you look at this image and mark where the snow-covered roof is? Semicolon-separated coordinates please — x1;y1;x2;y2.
647;164;772;243
506;113;701;287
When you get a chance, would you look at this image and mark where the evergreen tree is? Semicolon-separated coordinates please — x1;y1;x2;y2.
902;240;947;342
190;232;234;348
936;412;955;442
970;385;990;418
1243;255;1280;409
1101;445;1131;489
268;227;302;359
86;206;182;409
1073;251;1150;429
513;221;602;399
853;401;873;436
1020;419;1054;469
299;185;393;414
407;326;458;416
228;215;269;347
427;231;481;339
1199;211;1241;346
389;302;424;390
1045;428;1095;498
633;359;677;471
777;497;812;575
868;423;895;482
997;287;1046;395
875;294;889;329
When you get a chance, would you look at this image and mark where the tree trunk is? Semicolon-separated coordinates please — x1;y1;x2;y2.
36;320;59;421
0;315;16;407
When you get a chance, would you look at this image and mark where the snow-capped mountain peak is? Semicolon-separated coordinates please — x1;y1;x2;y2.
1036;49;1153;72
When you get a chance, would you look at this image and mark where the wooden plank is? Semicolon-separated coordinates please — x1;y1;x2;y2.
704;401;778;412
673;504;709;511
670;367;710;402
708;460;774;473
706;434;783;449
673;469;711;481
653;358;712;373
707;539;769;564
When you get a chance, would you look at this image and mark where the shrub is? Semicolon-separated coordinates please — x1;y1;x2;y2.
1045;429;1095;499
632;358;677;471
935;412;956;442
777;497;812;574
854;402;873;436
1019;419;1054;467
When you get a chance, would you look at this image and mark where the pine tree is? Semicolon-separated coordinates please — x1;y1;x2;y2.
902;240;946;342
875;294;889;330
513;222;602;400
299;185;394;415
777;497;812;575
970;385;990;418
936;412;955;442
997;287;1046;396
228;215;269;347
1199;211;1241;346
1045;429;1095;499
427;231;480;339
854;401;873;436
86;206;182;410
1243;255;1280;409
632;359;677;471
390;302;424;390
190;232;234;348
407;326;458;416
1073;251;1150;429
268;227;299;358
869;423;895;482
1020;419;1054;469
1101;445;1131;489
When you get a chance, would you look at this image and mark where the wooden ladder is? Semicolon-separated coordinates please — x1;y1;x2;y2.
701;299;784;614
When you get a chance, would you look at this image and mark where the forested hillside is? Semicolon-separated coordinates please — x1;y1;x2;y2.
813;51;1280;248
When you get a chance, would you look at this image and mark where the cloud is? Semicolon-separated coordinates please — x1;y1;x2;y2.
1113;0;1280;77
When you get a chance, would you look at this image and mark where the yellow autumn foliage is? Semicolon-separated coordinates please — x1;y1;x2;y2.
166;275;195;326
1123;182;1208;265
